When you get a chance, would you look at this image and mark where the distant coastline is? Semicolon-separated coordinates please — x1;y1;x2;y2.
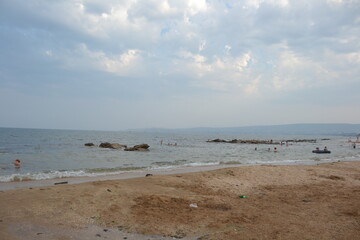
129;123;360;136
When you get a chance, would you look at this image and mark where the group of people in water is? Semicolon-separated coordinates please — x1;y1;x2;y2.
160;140;177;146
254;147;278;152
255;146;332;153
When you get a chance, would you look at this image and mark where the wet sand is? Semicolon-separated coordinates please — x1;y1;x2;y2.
0;161;359;240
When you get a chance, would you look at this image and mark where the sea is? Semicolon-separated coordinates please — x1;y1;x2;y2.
0;128;359;183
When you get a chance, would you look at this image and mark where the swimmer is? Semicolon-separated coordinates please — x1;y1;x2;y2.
14;159;21;168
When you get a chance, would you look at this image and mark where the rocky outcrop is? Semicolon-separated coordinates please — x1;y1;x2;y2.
86;142;150;151
207;138;317;144
207;139;227;143
99;142;127;149
124;144;150;152
285;139;317;143
207;139;280;144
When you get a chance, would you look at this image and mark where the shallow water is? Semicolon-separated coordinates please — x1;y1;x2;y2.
0;128;359;182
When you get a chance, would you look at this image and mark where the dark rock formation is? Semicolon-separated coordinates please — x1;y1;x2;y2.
84;143;95;147
207;138;317;144
207;139;280;144
99;142;127;149
124;144;150;152
207;138;227;143
283;139;317;143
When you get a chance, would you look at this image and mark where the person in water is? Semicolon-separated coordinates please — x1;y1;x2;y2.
14;159;21;168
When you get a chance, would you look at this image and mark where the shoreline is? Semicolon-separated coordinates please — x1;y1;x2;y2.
1;158;356;191
0;160;359;239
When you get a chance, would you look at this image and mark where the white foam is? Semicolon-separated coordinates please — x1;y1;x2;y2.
0;169;133;182
185;162;220;167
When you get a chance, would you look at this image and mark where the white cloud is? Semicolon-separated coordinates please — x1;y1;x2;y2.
234;53;251;72
186;0;208;15
46;43;143;76
100;49;142;76
243;0;289;9
326;0;347;4
225;45;232;55
199;40;206;51
176;50;255;93
321;49;360;82
271;48;326;90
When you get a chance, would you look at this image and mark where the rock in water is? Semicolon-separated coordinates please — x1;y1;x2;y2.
99;142;127;149
124;144;150;151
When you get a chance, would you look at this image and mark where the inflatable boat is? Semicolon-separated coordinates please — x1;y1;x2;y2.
312;150;331;154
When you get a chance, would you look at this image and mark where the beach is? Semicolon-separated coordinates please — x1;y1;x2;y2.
0;161;359;240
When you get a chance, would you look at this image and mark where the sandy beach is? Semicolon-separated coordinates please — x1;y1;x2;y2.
0;161;359;240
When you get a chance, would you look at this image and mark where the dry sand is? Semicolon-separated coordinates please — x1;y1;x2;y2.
0;161;359;240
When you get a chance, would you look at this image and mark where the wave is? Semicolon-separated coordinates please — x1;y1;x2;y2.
0;167;145;182
0;162;222;182
0;161;225;182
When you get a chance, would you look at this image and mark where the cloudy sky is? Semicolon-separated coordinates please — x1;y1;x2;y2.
0;0;359;130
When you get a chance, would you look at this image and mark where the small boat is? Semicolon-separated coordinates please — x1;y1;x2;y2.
312;150;331;154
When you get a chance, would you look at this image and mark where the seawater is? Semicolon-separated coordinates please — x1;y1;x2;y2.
0;128;359;182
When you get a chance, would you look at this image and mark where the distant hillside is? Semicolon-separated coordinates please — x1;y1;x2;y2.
132;124;360;136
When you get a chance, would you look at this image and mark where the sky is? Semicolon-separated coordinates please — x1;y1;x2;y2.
0;0;360;131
